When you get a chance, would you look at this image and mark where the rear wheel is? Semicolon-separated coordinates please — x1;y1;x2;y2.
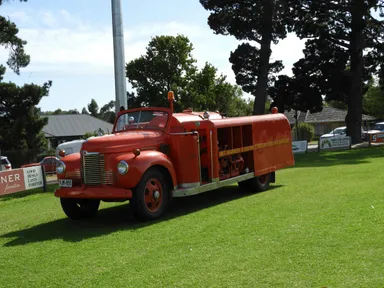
253;173;271;192
238;173;271;193
131;168;170;221
60;198;100;220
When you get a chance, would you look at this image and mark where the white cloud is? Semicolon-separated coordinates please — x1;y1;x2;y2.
1;9;304;75
1;8;306;110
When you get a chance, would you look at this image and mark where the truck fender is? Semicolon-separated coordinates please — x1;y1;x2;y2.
118;150;177;190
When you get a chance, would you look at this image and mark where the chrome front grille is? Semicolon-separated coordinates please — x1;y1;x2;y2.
81;152;113;186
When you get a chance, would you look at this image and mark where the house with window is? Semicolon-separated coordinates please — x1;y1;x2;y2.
284;107;377;137
43;114;114;149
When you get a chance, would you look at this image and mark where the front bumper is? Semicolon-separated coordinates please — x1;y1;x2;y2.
54;186;132;199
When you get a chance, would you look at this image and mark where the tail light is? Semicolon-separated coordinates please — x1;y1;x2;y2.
5;165;11;169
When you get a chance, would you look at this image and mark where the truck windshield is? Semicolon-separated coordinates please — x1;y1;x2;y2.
114;110;169;132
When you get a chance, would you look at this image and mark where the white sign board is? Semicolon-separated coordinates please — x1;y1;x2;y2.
292;140;307;153
1;165;45;196
23;166;44;190
319;136;351;151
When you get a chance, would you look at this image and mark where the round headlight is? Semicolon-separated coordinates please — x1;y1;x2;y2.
56;161;66;174
117;161;129;175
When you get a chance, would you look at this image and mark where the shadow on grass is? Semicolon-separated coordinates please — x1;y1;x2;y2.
294;146;384;168
0;184;59;202
1;184;283;247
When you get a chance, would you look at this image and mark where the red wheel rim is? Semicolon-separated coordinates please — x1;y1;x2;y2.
258;174;268;185
144;178;163;213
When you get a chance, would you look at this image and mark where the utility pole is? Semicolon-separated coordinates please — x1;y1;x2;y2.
111;0;127;113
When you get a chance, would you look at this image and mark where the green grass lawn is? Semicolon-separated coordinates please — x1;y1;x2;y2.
1;147;384;287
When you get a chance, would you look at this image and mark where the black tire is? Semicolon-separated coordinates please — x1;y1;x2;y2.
252;173;271;192
60;198;100;220
238;179;252;191
238;173;271;193
131;168;170;221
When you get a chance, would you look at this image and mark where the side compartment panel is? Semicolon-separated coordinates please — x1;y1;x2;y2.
168;134;200;188
252;117;294;176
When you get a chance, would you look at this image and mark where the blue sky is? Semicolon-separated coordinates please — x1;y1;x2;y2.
0;0;305;112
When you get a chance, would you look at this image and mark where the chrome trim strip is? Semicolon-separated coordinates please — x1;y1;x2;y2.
177;182;200;189
172;172;255;197
82;151;99;155
169;132;198;136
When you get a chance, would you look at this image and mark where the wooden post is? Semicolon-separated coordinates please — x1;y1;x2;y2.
41;164;47;192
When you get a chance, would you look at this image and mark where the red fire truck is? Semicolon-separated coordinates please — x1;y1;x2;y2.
55;92;295;221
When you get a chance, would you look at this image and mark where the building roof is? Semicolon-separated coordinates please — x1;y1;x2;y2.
284;110;308;125
43;114;114;138
284;107;376;124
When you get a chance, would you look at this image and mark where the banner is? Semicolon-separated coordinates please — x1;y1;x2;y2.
0;165;46;197
292;140;307;153
319;136;351;151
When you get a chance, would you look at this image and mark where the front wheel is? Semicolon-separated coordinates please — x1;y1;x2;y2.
131;168;170;221
60;198;100;220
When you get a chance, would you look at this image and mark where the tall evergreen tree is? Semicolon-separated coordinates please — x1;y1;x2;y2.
0;0;30;74
281;0;384;143
200;0;291;115
0;0;52;165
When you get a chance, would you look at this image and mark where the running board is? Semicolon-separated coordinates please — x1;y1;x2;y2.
172;172;255;198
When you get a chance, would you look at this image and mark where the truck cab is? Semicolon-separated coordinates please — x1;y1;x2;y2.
55;92;295;221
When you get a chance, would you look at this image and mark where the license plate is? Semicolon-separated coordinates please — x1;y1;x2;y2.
59;179;72;188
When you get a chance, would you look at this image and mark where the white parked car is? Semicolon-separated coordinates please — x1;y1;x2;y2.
320;127;347;139
320;126;365;140
364;122;384;140
367;122;384;133
55;139;85;158
1;156;12;171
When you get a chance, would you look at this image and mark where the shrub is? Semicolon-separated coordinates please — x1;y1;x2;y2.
292;123;315;142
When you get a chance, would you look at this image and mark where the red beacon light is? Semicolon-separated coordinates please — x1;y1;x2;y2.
271;107;279;114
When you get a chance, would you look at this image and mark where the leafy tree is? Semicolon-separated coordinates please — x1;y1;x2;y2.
41;108;80;115
292;122;315;142
200;0;291;115
184;62;248;115
82;131;97;139
282;0;384;143
0;0;52;166
0;81;52;164
87;99;99;117
268;73;323;114
0;0;30;74
126;35;197;111
99;100;116;123
82;99;116;123
379;64;384;91
325;100;348;110
363;78;384;119
126;35;252;115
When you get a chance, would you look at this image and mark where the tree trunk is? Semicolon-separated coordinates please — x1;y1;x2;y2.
295;110;299;141
253;1;273;115
347;0;364;144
